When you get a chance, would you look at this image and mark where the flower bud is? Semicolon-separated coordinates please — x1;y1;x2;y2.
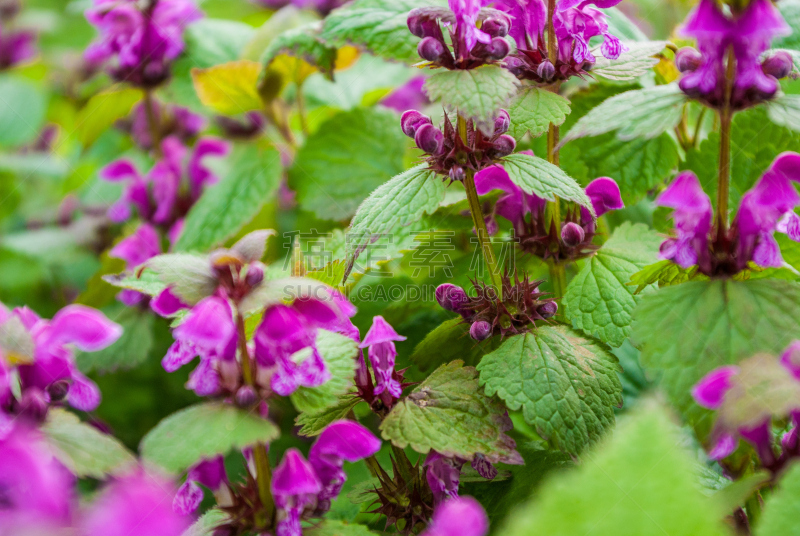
505;56;526;77
485;37;511;61
762;51;794;80
675;47;703;72
415;123;444;154
245;264;264;288
561;222;585;247
401;110;431;138
449;166;465;182
407;13;426;37
490;135;516;158
470;320;492;341
537;301;558;319
47;380;71;402
481;15;510;38
235;385;258;408
485;215;498;236
494;109;510;135
436;283;468;312
537;60;555;80
418;36;446;63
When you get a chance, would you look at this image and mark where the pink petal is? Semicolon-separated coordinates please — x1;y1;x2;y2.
691;365;739;409
48;305;123;352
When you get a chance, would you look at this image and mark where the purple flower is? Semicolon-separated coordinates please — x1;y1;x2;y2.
272;449;322;536
85;0;203;87
254;294;357;397
0;303;122;418
677;0;791;109
656;153;800;274
474;159;623;260
109;223;163;306
380;76;429;114
101;136;229;232
308;420;381;511
425;452;464;506
0;423;74;530
0;24;35;70
120;100;205;150
420;496;489;536
359;316;407;400
82;468;190;536
490;0;626;82
173;456;228;515
450;0;492;59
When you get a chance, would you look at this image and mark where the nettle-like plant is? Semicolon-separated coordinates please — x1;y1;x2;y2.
3;0;800;534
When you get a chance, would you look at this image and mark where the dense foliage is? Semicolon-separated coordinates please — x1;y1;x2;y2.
2;0;800;534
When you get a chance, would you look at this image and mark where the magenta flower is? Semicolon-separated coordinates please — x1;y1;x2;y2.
450;0;492;58
173;456;228;515
120;100;205;150
82;468;190;536
109;223;163;306
308;420;381;511
254;294;357;397
0;423;74;531
692;342;800;467
0;302;121;419
420;496;489;536
272;449;322;536
425;452;464;506
493;0;627;82
84;0;203;87
655;153;800;275
359;316;407;400
380;76;429;114
0;23;35;70
101;136;229;234
474;159;623;260
677;0;791;109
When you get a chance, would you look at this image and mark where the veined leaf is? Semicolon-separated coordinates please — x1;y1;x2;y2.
192;60;263;115
500;153;594;214
478;327;623;455
146;253;217;305
141;402;280;473
261;21;337;81
103;269;168;299
564;222;661;347
591;40;667;81
766;93;800;133
296;397;361;437
182;509;230;536
290;330;359;414
507;86;571;142
424;65;520;134
628;260;707;294
76;87;142;146
409;317;501;372
76;306;155;373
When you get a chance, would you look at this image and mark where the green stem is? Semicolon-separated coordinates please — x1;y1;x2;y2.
718;46;736;235
236;312;255;387
458;115;502;295
143;89;162;158
550;261;567;300
745;492;762;529
296;81;309;136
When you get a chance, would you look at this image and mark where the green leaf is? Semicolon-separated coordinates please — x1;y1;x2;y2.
478;327;622;454
506;86;571;142
631;279;800;432
146;253;217;305
564;223;661;347
590;41;667;81
141;402;280;473
759;463;800;536
192;60;263;115
305;519;377;536
773;0;800;52
290;330;359;414
320;0;441;64
175;144;283;253
345;165;445;280
76;87;142;147
559;84;686;144
766;93;800;133
243;6;320;61
628;260;707;294
182;509;230;536
423;66;520;134
501;403;729;536
409;317;501;372
102;268;168;299
380;361;522;463
0;74;46;148
76;306;155;373
261;21;337;80
42;409;136;479
500;153;594;213
296;397;361;437
561;132;680;205
289;107;407;221
682;106;800;209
